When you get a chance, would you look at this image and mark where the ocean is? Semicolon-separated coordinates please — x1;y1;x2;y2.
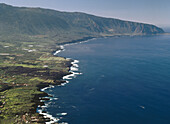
42;34;170;124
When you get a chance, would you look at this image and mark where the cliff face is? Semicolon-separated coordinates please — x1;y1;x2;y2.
0;3;164;43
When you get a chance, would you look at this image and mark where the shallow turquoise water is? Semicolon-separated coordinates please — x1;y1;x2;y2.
44;35;170;124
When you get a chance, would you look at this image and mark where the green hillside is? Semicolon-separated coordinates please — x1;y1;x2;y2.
0;3;164;44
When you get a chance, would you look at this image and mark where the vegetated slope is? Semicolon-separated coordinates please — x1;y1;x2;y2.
0;3;164;43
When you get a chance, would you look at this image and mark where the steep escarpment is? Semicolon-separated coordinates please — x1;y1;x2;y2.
0;3;164;43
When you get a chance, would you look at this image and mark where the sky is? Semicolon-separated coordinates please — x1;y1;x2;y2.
0;0;169;27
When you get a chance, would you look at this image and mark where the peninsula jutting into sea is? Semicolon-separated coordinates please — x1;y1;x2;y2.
0;3;165;124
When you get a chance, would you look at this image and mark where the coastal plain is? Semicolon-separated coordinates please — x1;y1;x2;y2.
0;39;71;123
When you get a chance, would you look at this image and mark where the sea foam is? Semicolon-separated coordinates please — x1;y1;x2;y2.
38;38;95;123
38;45;82;124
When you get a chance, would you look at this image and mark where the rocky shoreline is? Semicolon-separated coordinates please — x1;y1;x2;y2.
35;42;83;124
35;64;72;124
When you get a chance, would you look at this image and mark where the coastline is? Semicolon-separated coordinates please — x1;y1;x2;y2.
36;34;135;123
37;59;81;124
0;33;166;123
37;41;86;123
0;33;165;123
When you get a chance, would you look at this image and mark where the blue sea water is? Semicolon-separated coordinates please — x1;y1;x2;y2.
44;35;170;124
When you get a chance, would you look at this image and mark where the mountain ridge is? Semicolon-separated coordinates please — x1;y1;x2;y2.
0;3;164;43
